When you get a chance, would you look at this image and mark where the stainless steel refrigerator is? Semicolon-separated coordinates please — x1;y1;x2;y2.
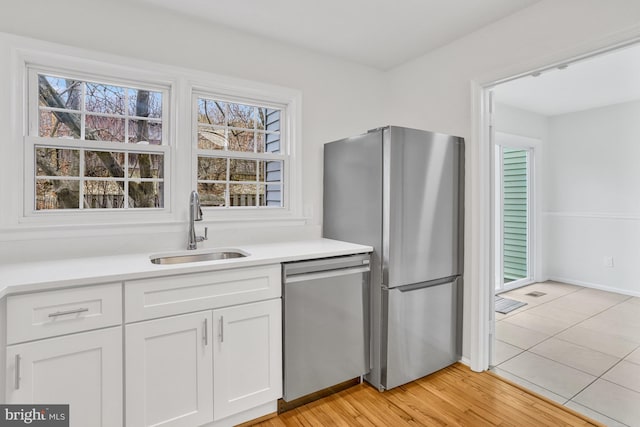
323;126;464;391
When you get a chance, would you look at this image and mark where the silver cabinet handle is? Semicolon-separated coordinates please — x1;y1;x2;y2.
48;308;89;318
14;354;20;390
203;318;208;346
219;316;224;343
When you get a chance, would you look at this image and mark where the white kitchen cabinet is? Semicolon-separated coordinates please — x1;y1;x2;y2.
126;311;214;427
5;327;122;427
2;261;289;427
212;299;282;422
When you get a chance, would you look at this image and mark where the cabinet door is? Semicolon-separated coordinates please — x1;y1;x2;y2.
5;327;122;427
213;299;282;421
126;311;213;427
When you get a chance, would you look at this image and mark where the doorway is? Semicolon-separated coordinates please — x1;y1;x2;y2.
479;41;640;426
494;133;536;293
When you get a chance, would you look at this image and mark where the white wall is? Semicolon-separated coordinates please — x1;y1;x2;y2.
0;0;385;262
3;0;640;361
543;100;640;296
495;103;548;142
385;0;640;361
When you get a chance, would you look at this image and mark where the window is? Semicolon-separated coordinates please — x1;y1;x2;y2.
195;94;285;208
4;36;301;232
27;70;168;211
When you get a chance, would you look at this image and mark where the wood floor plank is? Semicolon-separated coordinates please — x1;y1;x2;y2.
250;364;603;427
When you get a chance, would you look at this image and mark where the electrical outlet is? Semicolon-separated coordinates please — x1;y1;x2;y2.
603;256;614;268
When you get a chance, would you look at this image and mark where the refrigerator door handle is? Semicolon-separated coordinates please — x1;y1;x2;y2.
394;275;459;292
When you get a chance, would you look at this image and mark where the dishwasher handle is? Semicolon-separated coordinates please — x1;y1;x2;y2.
284;266;370;284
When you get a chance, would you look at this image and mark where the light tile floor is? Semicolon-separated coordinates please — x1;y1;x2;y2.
492;281;640;427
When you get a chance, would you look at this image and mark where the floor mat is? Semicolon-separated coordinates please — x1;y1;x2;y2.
495;296;527;314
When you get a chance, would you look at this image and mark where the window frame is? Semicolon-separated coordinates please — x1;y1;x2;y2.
0;34;303;235
26;67;171;215
189;81;302;222
193;91;287;210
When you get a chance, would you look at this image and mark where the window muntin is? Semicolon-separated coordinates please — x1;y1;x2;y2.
30;71;167;211
195;95;284;208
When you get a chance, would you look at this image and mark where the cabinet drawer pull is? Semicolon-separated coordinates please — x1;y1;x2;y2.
203;318;208;346
48;307;90;318
14;354;21;390
219;316;224;343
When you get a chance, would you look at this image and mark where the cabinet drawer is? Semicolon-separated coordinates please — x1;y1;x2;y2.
7;283;122;344
125;264;281;323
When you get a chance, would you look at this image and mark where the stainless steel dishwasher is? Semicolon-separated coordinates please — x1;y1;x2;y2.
282;253;370;402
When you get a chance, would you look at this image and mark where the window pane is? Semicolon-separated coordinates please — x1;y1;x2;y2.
228;130;257;152
227;103;255;129
39;110;80;138
129;120;162;145
84;180;124;209
198;183;226;207
86;115;125;142
264;184;282;207
198;127;226;150
36;147;80;177
129;153;163;179
256;108;266;131
38;75;82;110
230;159;257;182
85;83;125;115
85;151;125;178
194;96;284;209
264;133;281;154
198;99;226;126
35;179;80;210
32;72;168;213
265;109;280;132
129;181;163;208
254;133;266;153
198;157;226;181
129;89;162;118
229;183;257;207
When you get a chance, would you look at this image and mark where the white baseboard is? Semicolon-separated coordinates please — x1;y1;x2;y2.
459;357;471;368
548;276;640;298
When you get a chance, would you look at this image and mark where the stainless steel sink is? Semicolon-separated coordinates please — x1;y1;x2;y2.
150;250;248;265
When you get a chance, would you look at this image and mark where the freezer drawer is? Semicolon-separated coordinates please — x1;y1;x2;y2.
383;278;460;390
283;257;369;402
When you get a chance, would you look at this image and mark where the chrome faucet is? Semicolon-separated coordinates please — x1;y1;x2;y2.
188;191;207;250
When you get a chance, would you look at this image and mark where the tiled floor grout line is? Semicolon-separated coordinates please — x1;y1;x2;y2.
564;398;632;427
494;283;640;427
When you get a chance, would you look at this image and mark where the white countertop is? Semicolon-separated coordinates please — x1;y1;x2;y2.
0;239;372;298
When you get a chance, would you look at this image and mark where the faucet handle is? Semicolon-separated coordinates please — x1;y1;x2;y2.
196;227;208;243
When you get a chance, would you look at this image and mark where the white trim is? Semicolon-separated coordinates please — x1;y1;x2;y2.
543;212;640;221
469;81;493;373
0;32;304;238
470;24;640;372
548;276;640;298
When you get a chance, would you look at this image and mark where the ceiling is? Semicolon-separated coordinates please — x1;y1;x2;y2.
137;0;541;70
493;43;640;116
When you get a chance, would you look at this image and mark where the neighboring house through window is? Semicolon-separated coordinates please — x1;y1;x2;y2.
195;94;285;209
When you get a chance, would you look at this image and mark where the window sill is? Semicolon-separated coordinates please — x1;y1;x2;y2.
0;215;309;242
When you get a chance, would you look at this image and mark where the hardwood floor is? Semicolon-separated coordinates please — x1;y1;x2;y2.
248;363;603;426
